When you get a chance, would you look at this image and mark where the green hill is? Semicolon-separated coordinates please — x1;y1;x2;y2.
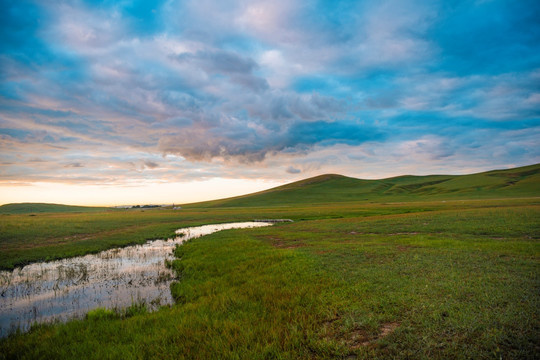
2;164;538;212
186;163;540;208
0;203;110;214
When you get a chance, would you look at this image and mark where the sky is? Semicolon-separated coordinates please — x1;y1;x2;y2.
1;0;539;206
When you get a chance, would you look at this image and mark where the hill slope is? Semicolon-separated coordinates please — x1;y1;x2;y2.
186;163;540;208
0;203;110;214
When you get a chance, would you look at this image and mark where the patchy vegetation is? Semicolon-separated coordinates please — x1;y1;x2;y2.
0;164;538;359
187;163;540;208
0;203;111;215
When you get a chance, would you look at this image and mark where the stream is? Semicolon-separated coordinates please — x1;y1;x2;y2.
0;221;273;337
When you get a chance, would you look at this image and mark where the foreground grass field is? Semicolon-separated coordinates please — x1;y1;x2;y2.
0;164;539;358
1;199;539;359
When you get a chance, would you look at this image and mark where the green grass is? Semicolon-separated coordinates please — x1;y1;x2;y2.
0;164;539;358
2;198;538;271
1;163;538;270
187;163;540;207
0;203;111;214
1;203;538;359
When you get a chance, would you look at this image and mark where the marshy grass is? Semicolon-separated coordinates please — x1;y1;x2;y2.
0;165;538;358
0;201;538;359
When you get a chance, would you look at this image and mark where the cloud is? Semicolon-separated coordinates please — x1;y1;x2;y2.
393;136;455;161
175;50;257;74
286;166;301;174
158;119;382;163
0;0;539;189
64;162;84;168
144;161;159;169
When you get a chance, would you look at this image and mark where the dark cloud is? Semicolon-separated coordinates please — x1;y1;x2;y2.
230;74;269;92
144;161;159;169
286;166;301;174
1;0;539;187
175;50;257;74
158;119;383;162
173;49;269;93
64;162;84;168
244;92;346;124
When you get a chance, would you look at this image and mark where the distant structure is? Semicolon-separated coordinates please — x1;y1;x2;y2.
114;204;170;209
253;219;293;223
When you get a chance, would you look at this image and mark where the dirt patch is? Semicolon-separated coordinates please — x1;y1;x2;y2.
257;235;305;249
62;234;93;242
396;245;417;252
272;239;305;249
379;322;400;338
315;250;335;254
348;322;400;349
323;320;400;350
346;329;372;349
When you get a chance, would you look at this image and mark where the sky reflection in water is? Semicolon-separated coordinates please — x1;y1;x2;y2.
0;222;272;337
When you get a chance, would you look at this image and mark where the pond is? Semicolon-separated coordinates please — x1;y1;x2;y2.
0;222;273;337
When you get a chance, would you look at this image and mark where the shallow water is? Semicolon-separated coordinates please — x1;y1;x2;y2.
0;222;272;337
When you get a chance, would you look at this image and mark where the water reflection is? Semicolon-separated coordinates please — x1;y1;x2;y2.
0;222;272;337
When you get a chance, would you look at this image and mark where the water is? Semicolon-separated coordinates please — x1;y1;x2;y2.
0;222;272;337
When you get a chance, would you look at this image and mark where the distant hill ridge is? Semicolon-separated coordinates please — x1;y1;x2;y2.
186;163;540;208
0;203;110;214
1;164;539;213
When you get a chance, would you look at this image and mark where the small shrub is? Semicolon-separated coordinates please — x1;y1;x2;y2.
123;302;147;318
86;308;116;321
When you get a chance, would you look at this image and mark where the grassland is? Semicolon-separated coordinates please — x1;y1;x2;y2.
0;203;110;214
1;164;537;271
186;163;540;208
0;201;416;270
0;164;539;359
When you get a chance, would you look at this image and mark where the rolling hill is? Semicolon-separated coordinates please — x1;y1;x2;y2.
2;164;538;213
0;203;110;214
186;163;540;208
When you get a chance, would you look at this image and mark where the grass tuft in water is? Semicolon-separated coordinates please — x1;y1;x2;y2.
86;308;116;321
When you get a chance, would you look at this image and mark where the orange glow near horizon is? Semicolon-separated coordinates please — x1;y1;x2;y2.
0;179;285;207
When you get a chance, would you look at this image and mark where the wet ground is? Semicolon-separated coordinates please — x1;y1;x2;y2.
0;222;272;337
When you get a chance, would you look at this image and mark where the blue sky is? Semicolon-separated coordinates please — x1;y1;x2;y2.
1;0;539;204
